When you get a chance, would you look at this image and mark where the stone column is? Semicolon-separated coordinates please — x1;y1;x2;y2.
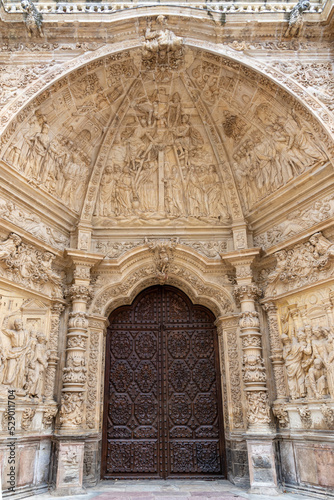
263;302;288;403
52;251;102;496
222;249;279;495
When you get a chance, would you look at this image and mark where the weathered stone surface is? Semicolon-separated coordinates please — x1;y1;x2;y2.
0;2;334;497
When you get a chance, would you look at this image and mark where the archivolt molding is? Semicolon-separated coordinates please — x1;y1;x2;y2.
0;29;333;241
89;252;235;318
0;33;334;156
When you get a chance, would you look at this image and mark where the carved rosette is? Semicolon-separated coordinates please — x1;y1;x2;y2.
263;302;288;403
44;302;65;401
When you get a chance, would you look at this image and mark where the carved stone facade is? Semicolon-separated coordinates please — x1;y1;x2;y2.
0;2;334;498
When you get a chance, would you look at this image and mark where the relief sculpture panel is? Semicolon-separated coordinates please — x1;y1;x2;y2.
274;281;334;404
0;290;52;400
93;78;230;227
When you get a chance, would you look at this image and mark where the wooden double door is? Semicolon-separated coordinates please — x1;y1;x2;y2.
102;286;225;479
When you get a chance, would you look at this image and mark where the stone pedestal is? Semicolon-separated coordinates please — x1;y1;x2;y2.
247;438;280;495
51;439;86;496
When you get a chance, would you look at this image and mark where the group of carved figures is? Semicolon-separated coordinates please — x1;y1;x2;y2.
282;325;334;401
5;113;90;213
97;89;229;221
265;232;334;294
97;160;229;221
0;318;49;399
0;233;62;296
234;107;327;210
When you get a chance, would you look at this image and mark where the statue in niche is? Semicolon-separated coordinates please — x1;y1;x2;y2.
306;358;329;399
1;319;33;396
281;319;334;401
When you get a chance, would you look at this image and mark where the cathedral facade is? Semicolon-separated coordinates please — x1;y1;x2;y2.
0;0;334;496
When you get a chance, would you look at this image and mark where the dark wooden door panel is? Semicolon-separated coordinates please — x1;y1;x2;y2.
102;286;225;479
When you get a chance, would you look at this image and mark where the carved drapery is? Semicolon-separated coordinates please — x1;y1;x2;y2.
263;302;288;403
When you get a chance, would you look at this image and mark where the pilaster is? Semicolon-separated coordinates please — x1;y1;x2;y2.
263;301;288;403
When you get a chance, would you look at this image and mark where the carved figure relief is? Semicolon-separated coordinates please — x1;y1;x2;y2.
0;233;62;297
255;195;334;249
142;15;184;71
279;305;334;401
0;199;69;249
265;232;334;296
94;78;230;227
0;316;50;399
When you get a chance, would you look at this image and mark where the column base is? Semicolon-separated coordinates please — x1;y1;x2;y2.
51;437;86;496
247;437;280;495
51;486;86;497
248;485;280;495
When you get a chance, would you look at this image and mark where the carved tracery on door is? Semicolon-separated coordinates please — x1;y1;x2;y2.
102;285;226;479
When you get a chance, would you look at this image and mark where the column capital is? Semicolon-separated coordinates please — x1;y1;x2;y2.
262;301;278;314
221;248;261;285
66;284;93;302
234;284;262;303
65;249;103;268
215;314;239;332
